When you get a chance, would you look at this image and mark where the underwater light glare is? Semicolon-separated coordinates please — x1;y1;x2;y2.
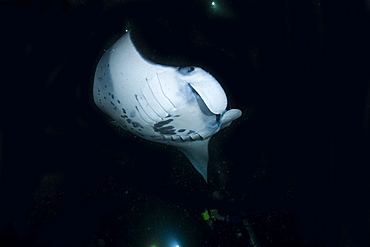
170;240;180;247
165;232;182;247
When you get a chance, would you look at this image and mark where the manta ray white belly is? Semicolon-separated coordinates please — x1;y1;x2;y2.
93;32;241;181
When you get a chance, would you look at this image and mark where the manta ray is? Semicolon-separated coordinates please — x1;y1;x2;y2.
93;31;241;181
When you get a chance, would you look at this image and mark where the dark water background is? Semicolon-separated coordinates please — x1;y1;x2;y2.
1;0;370;246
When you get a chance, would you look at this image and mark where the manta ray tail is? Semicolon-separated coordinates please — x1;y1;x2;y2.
177;139;210;182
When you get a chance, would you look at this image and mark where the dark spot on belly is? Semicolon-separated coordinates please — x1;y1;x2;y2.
132;122;144;128
178;129;186;133
155;126;176;135
153;119;176;135
154;119;173;128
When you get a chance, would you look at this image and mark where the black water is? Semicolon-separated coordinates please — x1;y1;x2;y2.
1;0;370;246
